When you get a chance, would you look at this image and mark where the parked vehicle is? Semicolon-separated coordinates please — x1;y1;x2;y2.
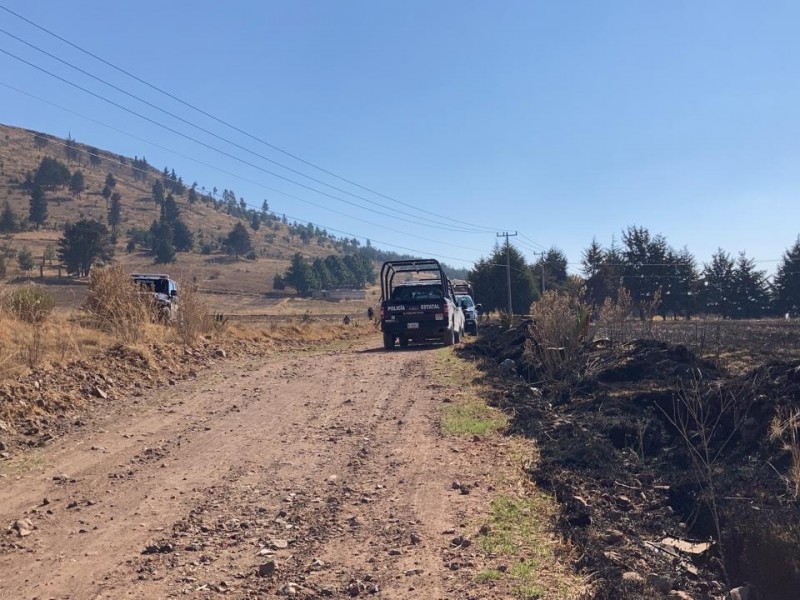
379;259;465;349
456;294;482;335
131;273;178;321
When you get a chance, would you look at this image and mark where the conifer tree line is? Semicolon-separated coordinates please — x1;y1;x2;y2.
276;252;376;294
470;226;800;319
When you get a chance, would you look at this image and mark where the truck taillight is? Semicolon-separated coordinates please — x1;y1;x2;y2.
443;302;449;317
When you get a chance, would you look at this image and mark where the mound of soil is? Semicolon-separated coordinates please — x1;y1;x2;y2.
462;324;800;600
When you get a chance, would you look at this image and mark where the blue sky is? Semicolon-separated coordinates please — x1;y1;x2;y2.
1;1;798;274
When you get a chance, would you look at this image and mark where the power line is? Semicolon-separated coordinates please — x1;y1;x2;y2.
0;45;497;237
0;26;500;235
0;3;507;234
3;98;482;266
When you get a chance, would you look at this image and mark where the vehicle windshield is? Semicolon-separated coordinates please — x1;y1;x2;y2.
456;295;474;308
391;284;443;301
134;278;170;294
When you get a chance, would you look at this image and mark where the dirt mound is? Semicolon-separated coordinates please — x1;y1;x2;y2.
461;323;800;599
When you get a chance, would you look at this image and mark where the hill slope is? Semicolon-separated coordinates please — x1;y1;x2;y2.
0;123;341;296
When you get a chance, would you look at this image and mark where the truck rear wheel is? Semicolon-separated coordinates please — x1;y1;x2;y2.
443;329;455;346
399;336;409;348
383;332;396;350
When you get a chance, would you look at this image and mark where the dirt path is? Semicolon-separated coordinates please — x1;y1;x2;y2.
0;336;517;600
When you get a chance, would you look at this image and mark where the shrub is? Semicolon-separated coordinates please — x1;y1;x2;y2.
8;286;54;323
85;265;152;342
175;281;212;345
528;290;591;383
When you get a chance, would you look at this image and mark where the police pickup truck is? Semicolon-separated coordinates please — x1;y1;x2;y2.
379;259;465;350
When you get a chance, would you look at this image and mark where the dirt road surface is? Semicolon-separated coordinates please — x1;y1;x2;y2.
0;337;520;599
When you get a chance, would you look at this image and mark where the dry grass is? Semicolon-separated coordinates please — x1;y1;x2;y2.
770;408;800;499
174;279;213;345
84;265;154;343
528;290;591;383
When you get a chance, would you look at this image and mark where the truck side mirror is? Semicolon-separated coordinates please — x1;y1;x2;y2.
171;290;178;297
475;304;482;313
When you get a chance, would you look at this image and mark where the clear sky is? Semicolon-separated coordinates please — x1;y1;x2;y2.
1;1;798;274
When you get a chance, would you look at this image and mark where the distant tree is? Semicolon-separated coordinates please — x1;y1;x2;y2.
731;253;771;318
104;172;117;189
101;184;113;208
108;192;122;235
17;247;34;273
312;257;333;289
160;193;180;224
250;212;261;231
33;132;48;151
662;247;699;319
470;244;537;313
151;179;165;205
532;247;568;292
57;219;114;276
701;249;736;317
261;199;269;215
0;201;18;233
187;183;198;205
172;219;194;252
88;147;102;168
69;170;86;198
29;185;48;229
64;134;80;163
343;253;375;287
150;220;176;264
774;237;800;315
224;222;252;257
272;273;286;291
132;156;149;182
283;253;319;294
34;157;71;190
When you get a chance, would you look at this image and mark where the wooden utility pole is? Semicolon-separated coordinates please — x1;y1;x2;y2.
497;232;518;316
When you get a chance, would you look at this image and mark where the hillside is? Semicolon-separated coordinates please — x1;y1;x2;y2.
0;123;342;299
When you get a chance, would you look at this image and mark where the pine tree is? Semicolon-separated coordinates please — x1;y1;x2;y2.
57;219;114;276
150;220;176;264
774;237;800;315
0;201;18;233
470;244;537;313
17;247;34;273
702;249;736;317
104;172;117;189
29;185;48;229
224;222;252;257
152;179;165;205
108;192;122;235
172;219;194;252
731;253;771;318
69;170;85;198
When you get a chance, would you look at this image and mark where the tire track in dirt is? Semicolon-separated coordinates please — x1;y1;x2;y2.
0;340;518;600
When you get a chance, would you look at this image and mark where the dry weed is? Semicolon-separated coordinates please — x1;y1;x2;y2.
770;408;800;498
528;290;591;382
84;265;153;343
174;280;213;345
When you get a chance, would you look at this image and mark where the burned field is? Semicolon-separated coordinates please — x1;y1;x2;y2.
462;319;800;600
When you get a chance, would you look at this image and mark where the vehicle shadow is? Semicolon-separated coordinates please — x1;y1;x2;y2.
358;344;446;354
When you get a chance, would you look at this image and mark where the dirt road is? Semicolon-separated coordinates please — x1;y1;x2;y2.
0;337;518;599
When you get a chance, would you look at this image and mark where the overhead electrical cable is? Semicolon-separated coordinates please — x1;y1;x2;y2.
0;3;508;234
0;45;492;236
0;26;499;235
0;81;492;256
0;81;480;263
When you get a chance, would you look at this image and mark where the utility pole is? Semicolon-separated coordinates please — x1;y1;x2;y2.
528;250;547;296
497;232;518;316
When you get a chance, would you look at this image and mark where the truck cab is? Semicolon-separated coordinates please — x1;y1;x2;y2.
131;273;179;321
